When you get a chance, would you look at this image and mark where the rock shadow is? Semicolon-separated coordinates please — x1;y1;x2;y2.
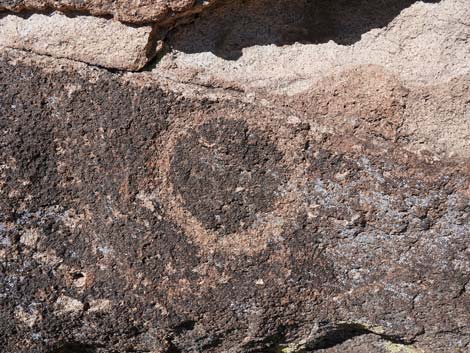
168;0;441;60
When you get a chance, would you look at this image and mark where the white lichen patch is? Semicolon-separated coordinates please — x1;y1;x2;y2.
88;299;112;313
54;295;84;315
384;342;425;353
19;228;41;247
33;249;63;267
15;305;41;328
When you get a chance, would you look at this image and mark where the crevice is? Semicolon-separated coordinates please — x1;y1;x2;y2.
1;47;128;74
139;38;171;72
172;319;196;334
268;323;421;352
0;0;218;26
0;9;115;23
167;0;443;60
143;25;167;68
307;323;371;350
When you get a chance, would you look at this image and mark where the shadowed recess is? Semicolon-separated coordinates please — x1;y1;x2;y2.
169;0;442;60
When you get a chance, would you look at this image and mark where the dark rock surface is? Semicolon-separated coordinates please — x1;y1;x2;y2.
0;48;469;353
171;117;287;235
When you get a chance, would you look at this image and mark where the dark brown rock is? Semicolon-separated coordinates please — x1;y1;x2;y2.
170;117;286;235
0;48;469;353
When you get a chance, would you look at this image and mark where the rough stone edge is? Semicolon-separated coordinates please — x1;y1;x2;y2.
0;0;218;25
0;12;160;71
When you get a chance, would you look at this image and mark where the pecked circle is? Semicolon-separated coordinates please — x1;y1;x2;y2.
170;117;287;235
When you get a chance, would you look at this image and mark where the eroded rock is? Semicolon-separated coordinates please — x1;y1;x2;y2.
0;0;217;24
0;0;469;352
0;48;469;353
170;117;286;235
0;12;158;70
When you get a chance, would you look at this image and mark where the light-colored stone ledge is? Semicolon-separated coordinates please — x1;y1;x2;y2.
0;12;158;70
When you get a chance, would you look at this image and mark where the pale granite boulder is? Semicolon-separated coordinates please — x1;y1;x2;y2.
0;12;158;70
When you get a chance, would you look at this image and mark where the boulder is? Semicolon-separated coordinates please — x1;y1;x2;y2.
0;12;158;70
0;0;469;352
0;0;216;24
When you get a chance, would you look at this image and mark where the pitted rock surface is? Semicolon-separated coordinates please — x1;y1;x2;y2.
1;48;469;353
1;0;470;352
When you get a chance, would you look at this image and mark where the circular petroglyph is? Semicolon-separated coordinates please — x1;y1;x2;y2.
170;117;287;235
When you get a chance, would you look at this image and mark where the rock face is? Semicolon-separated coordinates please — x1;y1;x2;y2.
0;13;158;70
1;1;470;353
0;0;216;24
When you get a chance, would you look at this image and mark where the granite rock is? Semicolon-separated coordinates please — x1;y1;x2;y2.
0;0;216;24
0;12;158;70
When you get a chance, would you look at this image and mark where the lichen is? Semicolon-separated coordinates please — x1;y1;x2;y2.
384;342;424;353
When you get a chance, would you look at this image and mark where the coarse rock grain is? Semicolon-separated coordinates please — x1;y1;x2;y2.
0;0;470;352
159;0;470;158
0;12;158;70
0;0;217;24
0;48;469;353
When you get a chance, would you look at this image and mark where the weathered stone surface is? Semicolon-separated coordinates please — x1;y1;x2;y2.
161;0;470;158
170;117;287;235
1;46;469;352
0;0;216;24
0;12;157;70
1;0;470;352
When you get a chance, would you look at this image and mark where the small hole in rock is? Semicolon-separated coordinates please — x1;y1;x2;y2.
71;272;84;280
